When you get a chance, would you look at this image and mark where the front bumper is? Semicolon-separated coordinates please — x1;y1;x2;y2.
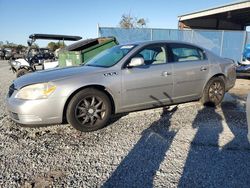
6;90;67;125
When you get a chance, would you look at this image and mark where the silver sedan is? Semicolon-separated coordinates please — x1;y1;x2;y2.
6;41;236;132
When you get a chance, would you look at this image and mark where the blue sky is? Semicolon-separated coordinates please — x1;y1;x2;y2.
0;0;236;47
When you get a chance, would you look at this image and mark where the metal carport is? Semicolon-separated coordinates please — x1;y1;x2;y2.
178;0;250;30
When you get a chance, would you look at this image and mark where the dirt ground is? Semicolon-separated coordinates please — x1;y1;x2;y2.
230;78;250;101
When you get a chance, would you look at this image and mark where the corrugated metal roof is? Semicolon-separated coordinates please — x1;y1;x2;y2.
179;0;250;21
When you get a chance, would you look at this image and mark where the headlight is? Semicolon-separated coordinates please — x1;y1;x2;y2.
15;82;56;100
11;61;20;66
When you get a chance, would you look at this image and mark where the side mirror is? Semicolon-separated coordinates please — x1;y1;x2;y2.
128;57;144;68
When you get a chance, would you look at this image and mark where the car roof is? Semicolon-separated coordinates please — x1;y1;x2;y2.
121;40;204;49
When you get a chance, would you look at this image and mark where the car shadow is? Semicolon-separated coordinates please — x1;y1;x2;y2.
178;104;250;188
221;101;250;149
108;113;129;125
150;92;174;108
102;106;178;188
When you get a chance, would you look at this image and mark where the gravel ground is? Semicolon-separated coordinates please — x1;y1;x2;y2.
0;60;250;188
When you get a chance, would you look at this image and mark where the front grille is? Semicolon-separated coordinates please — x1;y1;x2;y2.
8;84;15;97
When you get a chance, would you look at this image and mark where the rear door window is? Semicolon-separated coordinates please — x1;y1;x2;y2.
169;43;207;62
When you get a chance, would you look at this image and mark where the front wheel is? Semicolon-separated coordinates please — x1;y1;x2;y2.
200;77;225;106
66;88;112;132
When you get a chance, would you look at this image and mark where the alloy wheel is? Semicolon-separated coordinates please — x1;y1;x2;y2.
75;96;106;126
208;81;224;104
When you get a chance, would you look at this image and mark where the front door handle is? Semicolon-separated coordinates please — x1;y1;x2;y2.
162;71;172;77
200;67;207;71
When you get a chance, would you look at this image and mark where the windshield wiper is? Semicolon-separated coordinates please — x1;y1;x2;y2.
84;64;107;68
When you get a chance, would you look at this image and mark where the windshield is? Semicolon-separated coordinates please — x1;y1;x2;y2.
85;45;136;67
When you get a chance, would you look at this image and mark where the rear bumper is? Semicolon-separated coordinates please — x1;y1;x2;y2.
225;79;235;91
225;71;236;92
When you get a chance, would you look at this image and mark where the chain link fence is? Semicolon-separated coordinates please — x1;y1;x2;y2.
99;27;249;62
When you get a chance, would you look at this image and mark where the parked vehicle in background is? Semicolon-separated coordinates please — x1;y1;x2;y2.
241;44;250;65
6;41;236;132
13;52;24;60
236;44;250;78
0;48;5;60
8;34;82;77
247;93;250;143
4;48;13;60
236;64;250;78
40;48;55;60
28;47;55;63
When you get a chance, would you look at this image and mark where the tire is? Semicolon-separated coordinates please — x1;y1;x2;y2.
200;77;225;106
16;69;29;78
66;88;112;132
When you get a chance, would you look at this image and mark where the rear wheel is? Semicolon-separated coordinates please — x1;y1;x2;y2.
66;88;111;132
200;77;225;106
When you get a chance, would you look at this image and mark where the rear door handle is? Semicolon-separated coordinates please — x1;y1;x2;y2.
162;71;172;77
200;67;207;71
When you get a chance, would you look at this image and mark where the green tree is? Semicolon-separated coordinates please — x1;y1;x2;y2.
137;18;147;28
47;41;65;51
16;44;25;51
47;42;57;51
119;14;148;28
57;41;65;48
31;43;39;49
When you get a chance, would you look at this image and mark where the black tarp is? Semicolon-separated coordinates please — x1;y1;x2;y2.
64;38;99;51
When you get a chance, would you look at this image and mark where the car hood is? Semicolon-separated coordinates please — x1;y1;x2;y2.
13;66;103;89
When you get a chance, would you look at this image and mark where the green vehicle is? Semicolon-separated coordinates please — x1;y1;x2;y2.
58;37;118;67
